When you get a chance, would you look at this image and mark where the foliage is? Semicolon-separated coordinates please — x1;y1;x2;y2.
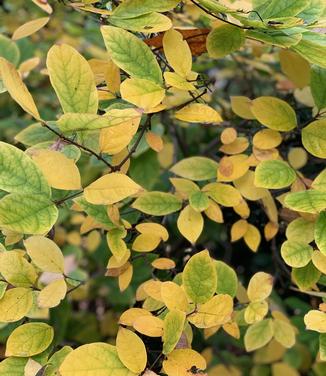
0;0;326;375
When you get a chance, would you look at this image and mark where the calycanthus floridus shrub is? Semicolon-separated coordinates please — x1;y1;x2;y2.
0;0;325;375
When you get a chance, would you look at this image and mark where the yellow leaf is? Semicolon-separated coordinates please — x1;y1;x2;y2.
0;58;40;119
209;364;241;376
31;0;52;14
143;280;163;301
133;315;164;337
177;205;203;244
244;301;269;324
175;103;222;123
304;310;326;333
163;349;206;376
273;319;296;348
84;173;143;205
12;17;50;40
37;278;67;308
163;29;192;78
31;149;81;190
136;222;169;241
218;154;250;182
0;287;33;322
220;127;237;144
164;71;196;91
247;272;273;302
230;96;255;120
118;263;133;292
244;224;261;252
161;281;189;312
107;228;129;261
288;147;308;169
204;200;224;223
312;250;326;274
272;362;300;376
145;131;164;152
234;170;269;201
223;321;240;339
119;308;152;326
132;233;161;252
116;328;147;374
203;182;242;207
219;136;249;155
253;129;282;150
231;219;249;242
151;258;175;270
24;235;64;273
120;77;165;110
279;50;310;89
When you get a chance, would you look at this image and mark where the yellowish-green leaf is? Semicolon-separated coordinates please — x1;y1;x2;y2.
281;240;313;267
12;17;50;40
182;250;217;304
284;190;326;213
286;217;315;243
312;168;326;192
112;0;179;19
292;261;321;290
215;261;238;297
38;279;67;308
163;309;186;354
164;72;196;91
120;78;165;110
116;328;147;374
244;301;269;324
247;272;273;302
230;96;255;120
177;205;203;244
273;319;296;348
175;103;222;123
207;24;245;58
110;12;172;33
312;250;326;274
0;58;40;119
189;191;210;212
251;97;297;131
304;310;326;333
101;26;162;84
311;65;326;110
244;319;274;352
0;358;28;376
255;160;296;189
107;229;129;260
0;193;58;235
6;323;53;357
170;157;218;181
47;44;98;113
0;287;33;322
302;119;326;158
132;192;182;215
60;343;136;376
24;235;64;273
85;173;143;205
161;281;189;312
0;251;37;287
204;182;242;207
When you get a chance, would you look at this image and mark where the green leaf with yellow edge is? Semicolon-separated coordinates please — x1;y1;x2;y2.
304;310;326;333
244;319;274;352
6;323;53;357
189;191;209;212
311;66;326;110
203;182;242;207
316;212;326;256
161;281;189;312
281;240;313;267
182;250;217;304
175;103;222;124
207;24;245;58
38;279;67;308
24;235;64;273
112;0;180;19
251;97;297;131
59;343;136;376
163;349;207;376
132;191;182;215
110;12;172;33
47;44;98;114
215;261;238;297
273;319;296;348
0;58;40;119
163;309;186;354
177;205;203;244
302;119;326;158
107;228;128;261
84;173;143;205
0;193;58;235
284;190;326;213
188;294;233;328
0;358;28;376
254;160;296;189
292;262;321;290
120;78;165;110
0;251;37;287
244;301;269;324
116;328;147;374
101;26;162;84
170;157;218;181
0;287;33;322
247;272;273;302
0;142;50;196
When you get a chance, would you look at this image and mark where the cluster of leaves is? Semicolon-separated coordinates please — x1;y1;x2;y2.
0;0;326;375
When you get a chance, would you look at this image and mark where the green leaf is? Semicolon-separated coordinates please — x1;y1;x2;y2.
101;26;162;84
214;260;238;297
315;212;326;256
57;114;111;133
74;197;114;229
0;193;58;234
59;343;136;376
280;240;313;267
254;160;296;189
312;169;326;191
171;157;218;181
302;119;326;158
259;0;309;18
15;123;57;146
0;287;33;322
251;97;297;131
0;34;20;66
0;358;28;376
163;310;186;355
292;262;321;290
189;191;210;212
246;30;302;48
207;24;245;58
132;192;182;215
311;66;326;110
244;319;274;352
320;334;326;362
112;0;180;19
292;32;326;68
182;250;217;304
44;346;73;376
46;44;98;113
0;142;50;196
284;190;326;213
6;323;54;357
